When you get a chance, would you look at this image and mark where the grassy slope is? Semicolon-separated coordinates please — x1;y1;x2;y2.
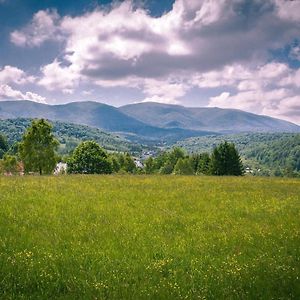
0;176;299;299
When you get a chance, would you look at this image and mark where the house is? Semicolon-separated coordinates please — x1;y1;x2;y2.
54;162;67;175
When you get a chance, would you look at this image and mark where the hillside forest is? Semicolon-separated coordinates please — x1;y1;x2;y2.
0;118;299;177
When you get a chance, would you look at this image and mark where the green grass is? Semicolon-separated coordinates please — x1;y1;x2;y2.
0;175;299;299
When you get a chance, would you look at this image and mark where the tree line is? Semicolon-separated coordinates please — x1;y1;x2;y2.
0;119;244;176
144;144;244;176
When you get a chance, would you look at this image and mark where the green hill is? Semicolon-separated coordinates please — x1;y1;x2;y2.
175;133;300;175
0;118;142;154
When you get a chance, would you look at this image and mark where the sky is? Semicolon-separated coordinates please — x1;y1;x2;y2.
0;0;300;124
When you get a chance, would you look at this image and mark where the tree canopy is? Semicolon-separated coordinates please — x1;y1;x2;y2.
210;142;244;176
67;141;112;174
0;134;9;159
19;119;59;175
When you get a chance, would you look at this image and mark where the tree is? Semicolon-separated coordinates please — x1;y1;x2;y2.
67;141;112;174
173;158;194;175
159;159;174;174
189;154;199;173
153;152;169;171
19;119;59;175
169;147;185;167
197;153;211;175
210;142;244;176
0;134;9;159
144;157;155;174
109;155;121;173
122;153;136;173
2;154;18;174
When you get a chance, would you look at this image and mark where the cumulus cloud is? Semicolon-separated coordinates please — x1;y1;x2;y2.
38;60;80;94
10;9;62;47
0;65;35;85
206;62;300;123
0;84;46;103
9;0;300;123
275;0;300;22
141;78;189;104
18;1;298;87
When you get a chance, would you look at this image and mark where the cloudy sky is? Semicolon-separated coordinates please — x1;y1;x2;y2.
0;0;300;124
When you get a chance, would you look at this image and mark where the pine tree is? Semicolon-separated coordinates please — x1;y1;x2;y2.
210;141;244;176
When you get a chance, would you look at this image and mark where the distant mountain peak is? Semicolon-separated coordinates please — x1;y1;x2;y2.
0;100;299;145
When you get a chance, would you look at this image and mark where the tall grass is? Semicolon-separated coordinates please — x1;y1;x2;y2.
0;175;299;299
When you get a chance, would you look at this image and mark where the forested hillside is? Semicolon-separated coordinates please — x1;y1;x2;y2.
175;133;300;176
0;118;142;154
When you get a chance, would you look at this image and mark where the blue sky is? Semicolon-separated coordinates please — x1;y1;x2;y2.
0;0;300;124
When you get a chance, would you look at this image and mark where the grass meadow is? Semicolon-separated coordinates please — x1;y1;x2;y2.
0;175;299;299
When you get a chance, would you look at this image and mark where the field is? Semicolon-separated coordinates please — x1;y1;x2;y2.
0;176;299;299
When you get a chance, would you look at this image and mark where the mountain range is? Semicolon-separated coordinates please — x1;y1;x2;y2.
0;100;299;144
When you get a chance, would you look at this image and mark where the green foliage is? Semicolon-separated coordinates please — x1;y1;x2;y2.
1;154;18;174
0;134;9;159
197;153;211;175
210;142;244;176
67;141;112;174
0;118;142;154
159;159;174;174
146;145;243;176
0;176;299;299
153;152;169;171
176;133;300;176
121;153;136;173
168;147;185;167
173;158;194;175
19;119;59;175
144;157;155;174
109;155;121;173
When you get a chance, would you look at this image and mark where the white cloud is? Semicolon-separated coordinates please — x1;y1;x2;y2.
203;61;300;123
0;84;46;103
275;0;300;22
141;78;189;104
38;60;80;94
0;65;35;85
16;0;299;89
280;68;300;87
8;0;300;122
10;9;62;47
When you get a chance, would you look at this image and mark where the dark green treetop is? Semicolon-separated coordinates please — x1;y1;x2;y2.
0;134;9;159
210;141;244;176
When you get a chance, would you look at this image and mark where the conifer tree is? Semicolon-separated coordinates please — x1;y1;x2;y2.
210;141;244;176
